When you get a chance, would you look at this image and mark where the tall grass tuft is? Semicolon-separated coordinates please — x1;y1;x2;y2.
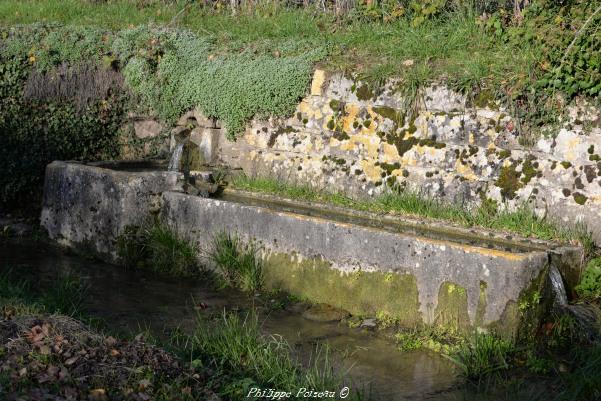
0;268;87;317
207;232;263;292
446;332;514;382
190;312;365;399
117;221;200;276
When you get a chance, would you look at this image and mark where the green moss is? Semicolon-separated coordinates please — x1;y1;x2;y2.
520;155;539;185
355;83;374;101
589;154;601;162
497;149;511;159
363;119;371;128
373;106;404;125
495;163;522;200
435;282;470;332
329;99;343;111
561;161;572;169
389;134;418;157
263;252;421;326
326;119;336;130
472;89;497;109
418;138;446;149
380;162;400;174
588;145;595;154
333;130;350;141
573;192;588;205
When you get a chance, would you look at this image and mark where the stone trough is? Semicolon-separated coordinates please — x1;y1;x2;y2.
41;160;582;340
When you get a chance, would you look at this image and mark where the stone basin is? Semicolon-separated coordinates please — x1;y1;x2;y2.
41;160;583;341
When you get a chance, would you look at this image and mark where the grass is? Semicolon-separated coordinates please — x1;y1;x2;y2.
0;267;87;317
184;311;367;400
0;0;539;92
117;220;200;276
446;332;515;382
229;174;582;243
207;232;264;292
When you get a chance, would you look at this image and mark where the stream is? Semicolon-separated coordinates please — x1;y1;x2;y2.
0;238;466;400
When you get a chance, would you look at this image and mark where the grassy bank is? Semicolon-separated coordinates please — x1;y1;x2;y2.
229;174;589;244
1;1;599;101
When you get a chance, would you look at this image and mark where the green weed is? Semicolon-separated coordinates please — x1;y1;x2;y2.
446;332;514;381
39;272;88;316
394;325;465;354
117;221;200;276
189;311;365;400
0;268;87;317
207;232;263;292
575;258;601;300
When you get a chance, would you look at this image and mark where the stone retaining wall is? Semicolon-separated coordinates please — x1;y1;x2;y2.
206;70;601;244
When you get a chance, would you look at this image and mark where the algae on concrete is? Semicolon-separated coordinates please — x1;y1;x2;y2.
263;251;421;327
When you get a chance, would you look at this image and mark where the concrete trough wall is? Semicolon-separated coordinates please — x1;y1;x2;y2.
41;161;181;259
161;191;551;338
41;161;580;339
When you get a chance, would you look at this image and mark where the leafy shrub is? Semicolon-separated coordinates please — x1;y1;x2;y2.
575;258;601;299
207;232;263;292
0;25;127;209
486;0;601;99
117;221;200;276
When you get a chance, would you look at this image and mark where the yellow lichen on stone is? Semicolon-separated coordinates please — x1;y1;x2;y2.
311;69;326;96
329;137;341;147
382;143;400;163
298;100;313;117
455;159;478;181
341;135;381;158
469;132;475;145
245;131;258;147
342;104;360;133
565;136;581;161
359;159;384;182
314;137;324;152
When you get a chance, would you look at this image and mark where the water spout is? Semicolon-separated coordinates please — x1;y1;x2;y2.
549;264;568;308
168;128;191;172
168;142;185;172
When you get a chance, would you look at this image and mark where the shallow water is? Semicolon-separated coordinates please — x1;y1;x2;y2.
0;239;463;400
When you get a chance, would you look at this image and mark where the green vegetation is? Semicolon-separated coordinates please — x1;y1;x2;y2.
0;267;87;317
207;232;264;292
230;174;581;242
184;311;364;400
2;0;599;210
446;333;515;381
575;257;601;300
117;220;200;276
395;325;466;353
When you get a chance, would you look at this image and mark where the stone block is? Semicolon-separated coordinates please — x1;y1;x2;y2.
134;119;162;139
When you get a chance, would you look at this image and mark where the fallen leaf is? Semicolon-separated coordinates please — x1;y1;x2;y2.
89;388;108;401
138;379;152;391
64;356;79;366
38;345;51;355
